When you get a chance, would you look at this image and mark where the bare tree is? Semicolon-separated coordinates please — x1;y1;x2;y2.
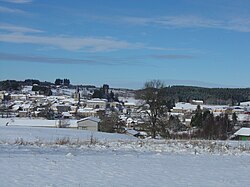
136;80;168;138
98;112;125;133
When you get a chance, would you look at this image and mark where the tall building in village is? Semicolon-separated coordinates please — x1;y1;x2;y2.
102;84;109;99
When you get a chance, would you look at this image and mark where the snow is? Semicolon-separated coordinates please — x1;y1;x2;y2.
240;101;250;106
78;116;101;123
1;145;249;187
174;102;229;112
126;129;139;136
174;102;197;111
234;127;250;136
0;126;135;143
0;126;250;186
0;118;58;127
237;114;250;122
119;97;142;106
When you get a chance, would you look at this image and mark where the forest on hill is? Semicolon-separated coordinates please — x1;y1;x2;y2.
164;86;250;105
136;85;250;106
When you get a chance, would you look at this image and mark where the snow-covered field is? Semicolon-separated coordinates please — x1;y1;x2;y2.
1;126;250;187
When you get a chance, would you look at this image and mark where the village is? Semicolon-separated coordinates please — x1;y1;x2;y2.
1;82;250;140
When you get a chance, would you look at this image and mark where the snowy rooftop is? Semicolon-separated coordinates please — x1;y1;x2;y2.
174;102;198;110
174;102;229;111
240;101;250;106
87;99;107;103
237;114;250;122
78;116;100;123
234;128;250;136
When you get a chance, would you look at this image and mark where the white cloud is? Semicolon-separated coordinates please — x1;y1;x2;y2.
0;52;195;66
121;15;250;32
0;53;97;65
0;23;182;52
0;32;143;52
0;5;26;14
0;0;32;3
149;54;194;59
0;23;43;33
0;31;186;52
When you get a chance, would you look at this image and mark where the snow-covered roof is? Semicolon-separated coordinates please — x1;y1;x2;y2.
119;97;142;106
234;128;250;136
47;96;68;100
174;102;229;112
78;108;96;113
240;101;250;107
174;102;197;111
10;94;26;97
12;104;21;111
29;95;45;98
127;118;134;123
126;129;139;136
62;98;77;104
77;116;100;123
237;114;250;122
124;102;136;106
62;112;72;117
87;98;107;103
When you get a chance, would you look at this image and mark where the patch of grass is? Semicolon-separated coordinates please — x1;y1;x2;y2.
55;137;70;145
14;138;27;145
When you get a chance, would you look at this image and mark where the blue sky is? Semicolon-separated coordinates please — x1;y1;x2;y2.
0;0;250;89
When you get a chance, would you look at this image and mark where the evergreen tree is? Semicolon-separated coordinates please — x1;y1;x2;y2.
232;112;238;125
55;79;63;85
191;105;203;128
63;79;70;86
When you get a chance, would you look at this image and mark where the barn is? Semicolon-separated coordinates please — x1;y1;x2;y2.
77;116;100;131
233;128;250;140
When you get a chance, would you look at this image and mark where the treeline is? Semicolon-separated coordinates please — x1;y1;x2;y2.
0;80;22;91
0;79;96;91
190;106;236;139
0;79;54;91
164;86;250;105
54;79;70;86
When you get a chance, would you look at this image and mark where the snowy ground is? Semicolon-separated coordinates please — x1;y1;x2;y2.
1;126;250;187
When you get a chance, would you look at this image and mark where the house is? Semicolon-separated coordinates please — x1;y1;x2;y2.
240;101;250;107
124;102;136;113
233;128;250;140
0;91;5;101
56;105;71;114
10;94;26;101
191;100;204;105
77;107;103;117
77;116;100;131
86;99;107;109
62;112;73;119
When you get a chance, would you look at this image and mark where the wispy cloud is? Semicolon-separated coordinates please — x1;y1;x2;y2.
0;5;26;14
114;15;250;33
149;54;194;60
0;53;141;65
0;53;98;65
0;33;144;52
0;0;32;3
0;23;43;33
0;23;184;52
0;52;195;66
121;16;221;28
0;19;192;52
